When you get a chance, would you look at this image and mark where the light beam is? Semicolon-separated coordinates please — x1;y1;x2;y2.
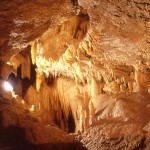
3;81;13;92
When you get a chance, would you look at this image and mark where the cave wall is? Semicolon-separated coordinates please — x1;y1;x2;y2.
0;0;150;137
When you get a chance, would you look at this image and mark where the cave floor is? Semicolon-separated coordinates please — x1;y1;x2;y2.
0;97;87;150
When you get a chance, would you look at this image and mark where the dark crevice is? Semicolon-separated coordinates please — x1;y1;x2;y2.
7;72;18;88
0;126;35;150
12;47;36;97
0;126;87;150
45;74;54;85
134;137;146;150
71;0;78;6
68;110;76;133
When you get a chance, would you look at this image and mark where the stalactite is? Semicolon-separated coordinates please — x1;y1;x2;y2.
132;82;138;92
58;79;71;105
31;40;37;64
91;77;99;98
21;55;31;79
25;77;98;132
41;84;51;111
36;69;44;92
56;104;62;122
120;84;126;92
24;85;36;105
34;92;40;110
128;81;133;92
60;119;65;131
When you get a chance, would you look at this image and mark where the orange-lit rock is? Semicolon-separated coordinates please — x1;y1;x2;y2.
0;0;150;149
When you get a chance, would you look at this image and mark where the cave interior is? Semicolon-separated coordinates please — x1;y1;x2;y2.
0;0;150;150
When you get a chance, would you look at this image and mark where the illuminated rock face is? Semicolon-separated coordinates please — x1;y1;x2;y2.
0;0;150;149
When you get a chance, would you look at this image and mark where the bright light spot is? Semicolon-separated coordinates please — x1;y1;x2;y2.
3;81;13;92
21;100;25;104
30;105;35;112
6;62;11;65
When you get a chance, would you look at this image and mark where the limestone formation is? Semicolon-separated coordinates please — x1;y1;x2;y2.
0;0;150;149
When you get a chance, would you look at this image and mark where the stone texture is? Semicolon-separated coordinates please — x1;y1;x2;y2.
0;0;150;149
0;97;86;150
80;93;150;150
0;0;73;61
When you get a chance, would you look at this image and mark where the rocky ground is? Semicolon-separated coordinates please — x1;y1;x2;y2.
0;95;86;150
1;93;150;150
80;93;150;150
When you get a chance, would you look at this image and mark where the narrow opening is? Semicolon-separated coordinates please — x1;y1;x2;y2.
7;73;18;88
68;111;75;133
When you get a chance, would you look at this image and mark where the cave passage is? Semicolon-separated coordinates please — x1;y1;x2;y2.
68;111;76;133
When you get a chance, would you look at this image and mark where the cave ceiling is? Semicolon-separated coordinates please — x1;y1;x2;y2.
0;0;73;61
0;0;150;83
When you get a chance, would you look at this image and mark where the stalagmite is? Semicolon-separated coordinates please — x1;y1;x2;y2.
79;106;85;132
84;91;89;131
89;100;95;125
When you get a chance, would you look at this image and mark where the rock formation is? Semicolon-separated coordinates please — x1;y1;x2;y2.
0;0;150;149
